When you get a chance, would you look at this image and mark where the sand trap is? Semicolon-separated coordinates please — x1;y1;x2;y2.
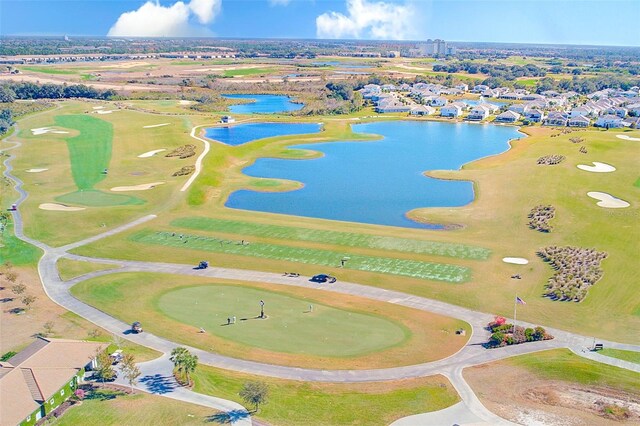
26;168;48;173
31;127;69;135
616;135;640;141
178;100;194;105
92;106;104;110
39;203;86;211
111;182;165;192
502;257;529;265
137;149;166;158
95;110;116;115
143;123;171;129
587;192;630;208
577;162;616;173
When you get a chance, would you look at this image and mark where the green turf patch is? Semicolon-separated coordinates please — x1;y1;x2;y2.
0;224;41;265
251;179;282;188
54;114;113;190
56;190;144;207
599;349;640;365
157;285;408;357
131;230;470;282
223;67;273;77
634;177;640;188
171;217;491;260
19;66;77;75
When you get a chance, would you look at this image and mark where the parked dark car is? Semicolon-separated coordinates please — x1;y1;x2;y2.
195;260;209;269
310;274;337;283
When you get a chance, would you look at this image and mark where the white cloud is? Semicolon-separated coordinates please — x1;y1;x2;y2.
316;0;417;40
269;0;292;5
108;0;221;37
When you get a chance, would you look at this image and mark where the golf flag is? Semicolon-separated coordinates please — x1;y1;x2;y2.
516;296;527;305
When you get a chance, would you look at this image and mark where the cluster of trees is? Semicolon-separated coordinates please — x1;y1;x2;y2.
170;347;199;386
534;74;640;95
537;154;566;165
487;316;552;347
2;81;116;101
537;246;608;302
0;109;14;135
94;347;140;391
433;61;546;79
528;205;556;233
1;262;37;313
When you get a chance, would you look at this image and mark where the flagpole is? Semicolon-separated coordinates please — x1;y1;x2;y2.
513;294;518;335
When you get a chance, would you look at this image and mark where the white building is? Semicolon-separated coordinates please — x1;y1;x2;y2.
595;115;624;128
467;105;492;121
495;110;521;123
440;102;465;117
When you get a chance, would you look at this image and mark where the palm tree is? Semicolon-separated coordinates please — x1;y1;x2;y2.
170;347;198;385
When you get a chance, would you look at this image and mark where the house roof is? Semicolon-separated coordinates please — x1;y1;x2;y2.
0;338;106;426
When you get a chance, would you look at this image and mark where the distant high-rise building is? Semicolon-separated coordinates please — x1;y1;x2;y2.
415;39;454;57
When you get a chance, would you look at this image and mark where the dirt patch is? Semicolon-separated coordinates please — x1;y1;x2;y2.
172;165;195;177
465;364;640;425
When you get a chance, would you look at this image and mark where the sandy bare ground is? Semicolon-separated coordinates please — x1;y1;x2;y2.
95;110;116;115
397;64;430;71
143;123;171;129
0;74;174;93
587;192;630;208
137;149;167;158
25;168;48;173
31;127;69;135
39;203;86;211
92;106;104;110
616;135;640;141
178;100;194;105
465;364;640;426
503;257;529;265
110;182;165;192
577;162;616;173
100;61;150;69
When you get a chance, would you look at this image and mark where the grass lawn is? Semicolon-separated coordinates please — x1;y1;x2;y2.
131;230;470;283
193;366;459;426
19;66;78;75
0;223;41;265
223;67;274;77
57;258;119;281
170;217;491;260
599;348;640;365
53;388;213;425
70;272;470;369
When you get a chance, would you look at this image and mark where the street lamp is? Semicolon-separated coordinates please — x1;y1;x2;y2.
260;300;265;318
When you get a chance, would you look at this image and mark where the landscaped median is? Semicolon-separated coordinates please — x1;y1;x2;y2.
70;272;471;370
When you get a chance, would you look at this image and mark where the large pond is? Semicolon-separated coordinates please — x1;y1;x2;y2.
226;121;522;229
223;94;304;114
204;122;322;146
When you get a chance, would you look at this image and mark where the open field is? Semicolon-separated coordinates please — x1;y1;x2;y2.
194;366;459;426
464;349;640;425
599;349;640;365
56;258;119;281
70;272;470;369
53;387;213;426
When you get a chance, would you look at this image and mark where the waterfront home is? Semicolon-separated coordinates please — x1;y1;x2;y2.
1;338;108;426
568;115;591;127
220;115;235;124
595;115;625;128
508;103;529;114
410;105;436;116
524;109;545;122
431;96;449;107
495;110;521;123
440;102;465;117
375;98;412;113
543;112;569;126
467;105;492;121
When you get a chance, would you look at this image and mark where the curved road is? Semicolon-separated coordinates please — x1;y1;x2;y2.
4;120;639;425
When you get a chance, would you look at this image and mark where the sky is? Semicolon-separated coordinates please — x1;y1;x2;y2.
1;0;639;47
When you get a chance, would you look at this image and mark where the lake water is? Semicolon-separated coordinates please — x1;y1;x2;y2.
204;122;322;146
226;121;522;229
223;94;304;114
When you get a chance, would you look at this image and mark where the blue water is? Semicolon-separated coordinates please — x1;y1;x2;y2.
223;94;304;114
226;121;522;229
463;99;508;107
204;122;322;146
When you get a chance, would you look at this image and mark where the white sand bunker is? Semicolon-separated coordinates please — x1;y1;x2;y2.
111;182;165;192
39;203;86;211
616;135;640;141
577;162;616;173
26;168;48;173
92;106;104;110
143;123;170;129
587;192;630;208
95;110;116;115
137;149;166;158
503;257;529;265
178;100;194;105
31;127;69;135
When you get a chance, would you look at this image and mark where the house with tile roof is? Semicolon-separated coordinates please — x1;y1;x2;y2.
0;337;107;426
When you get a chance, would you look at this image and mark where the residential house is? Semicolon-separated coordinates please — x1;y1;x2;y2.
473;84;489;93
495;110;521;123
508;103;530;114
521;94;546;102
220;115;235;124
440;102;465;117
544;112;569;126
359;84;381;99
398;83;411;91
570;106;594;118
455;83;469;92
627;103;640;116
605;107;628;118
500;92;524;100
467;105;492;121
381;84;397;92
568;115;591;127
410;105;436;116
524;109;545;122
0;337;107;426
430;96;449;107
595;115;625;128
375;98;412;113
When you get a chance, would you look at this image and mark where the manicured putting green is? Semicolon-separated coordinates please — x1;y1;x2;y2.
56;190;144;207
132;230;470;283
157;285;408;357
54;115;113;191
171;217;491;260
